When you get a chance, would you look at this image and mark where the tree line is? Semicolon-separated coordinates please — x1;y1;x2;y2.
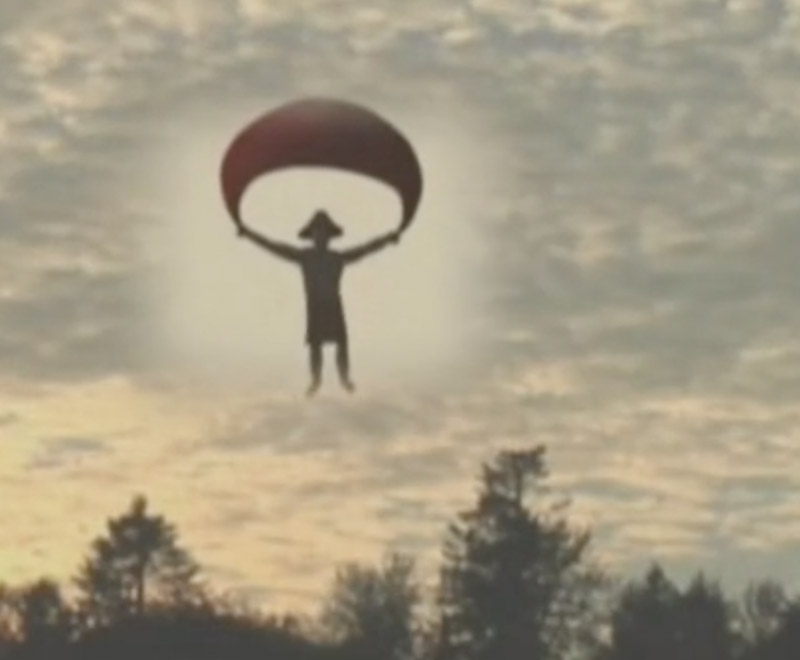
1;446;798;659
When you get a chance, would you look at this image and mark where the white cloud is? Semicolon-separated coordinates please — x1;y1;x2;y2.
2;0;800;612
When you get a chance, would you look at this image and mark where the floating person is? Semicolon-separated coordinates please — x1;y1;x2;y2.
236;210;400;396
220;97;423;394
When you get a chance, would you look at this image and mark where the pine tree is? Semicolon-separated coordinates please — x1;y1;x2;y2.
320;552;420;660
14;579;74;647
435;447;605;660
603;566;735;660
74;495;202;628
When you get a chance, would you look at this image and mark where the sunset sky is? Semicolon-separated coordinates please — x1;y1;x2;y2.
2;0;800;614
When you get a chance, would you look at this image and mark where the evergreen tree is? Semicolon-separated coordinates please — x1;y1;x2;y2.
737;580;790;649
603;565;680;660
435;447;606;660
13;579;73;648
74;495;202;628
320;552;420;660
602;566;734;660
741;599;800;660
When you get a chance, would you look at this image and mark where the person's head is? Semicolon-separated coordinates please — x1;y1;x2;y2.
298;210;343;248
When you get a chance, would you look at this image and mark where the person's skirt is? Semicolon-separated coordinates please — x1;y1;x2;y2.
305;297;347;345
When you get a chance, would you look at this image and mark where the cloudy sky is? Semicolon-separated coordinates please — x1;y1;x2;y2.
2;0;800;613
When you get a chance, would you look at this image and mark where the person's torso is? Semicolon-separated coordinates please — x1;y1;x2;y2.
299;249;344;302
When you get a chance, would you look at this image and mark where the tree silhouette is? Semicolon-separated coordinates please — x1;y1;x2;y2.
737;580;791;650
740;598;800;660
65;606;332;660
434;447;606;660
11;580;73;651
601;565;679;660
74;495;202;628
5;453;800;659
677;574;735;660
600;565;735;660
0;580;75;660
319;552;420;660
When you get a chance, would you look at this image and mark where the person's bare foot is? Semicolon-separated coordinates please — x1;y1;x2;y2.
306;379;321;397
340;378;355;393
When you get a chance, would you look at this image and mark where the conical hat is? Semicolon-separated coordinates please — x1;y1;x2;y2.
298;210;343;239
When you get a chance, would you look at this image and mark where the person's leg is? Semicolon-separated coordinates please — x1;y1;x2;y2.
307;343;323;396
336;339;354;392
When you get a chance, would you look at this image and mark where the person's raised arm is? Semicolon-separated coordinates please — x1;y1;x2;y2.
236;222;302;262
341;230;401;264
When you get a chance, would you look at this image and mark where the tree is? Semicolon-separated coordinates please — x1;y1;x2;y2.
677;574;734;660
737;580;790;648
74;495;202;628
0;578;73;649
601;565;681;660
70;606;334;660
740;598;800;660
320;552;420;660
12;579;74;649
434;447;606;660
601;566;735;660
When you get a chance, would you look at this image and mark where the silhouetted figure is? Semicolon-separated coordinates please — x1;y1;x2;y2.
237;210;399;396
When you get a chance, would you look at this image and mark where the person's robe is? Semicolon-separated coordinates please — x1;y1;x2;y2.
299;249;347;345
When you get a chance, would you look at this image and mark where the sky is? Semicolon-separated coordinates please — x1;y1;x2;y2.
2;0;800;614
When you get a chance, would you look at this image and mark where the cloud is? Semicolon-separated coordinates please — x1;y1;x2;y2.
0;412;21;427
1;0;800;612
26;435;111;470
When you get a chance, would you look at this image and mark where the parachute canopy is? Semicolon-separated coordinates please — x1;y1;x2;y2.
220;97;423;232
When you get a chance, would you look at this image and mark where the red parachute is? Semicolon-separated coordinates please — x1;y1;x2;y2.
220;97;423;234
